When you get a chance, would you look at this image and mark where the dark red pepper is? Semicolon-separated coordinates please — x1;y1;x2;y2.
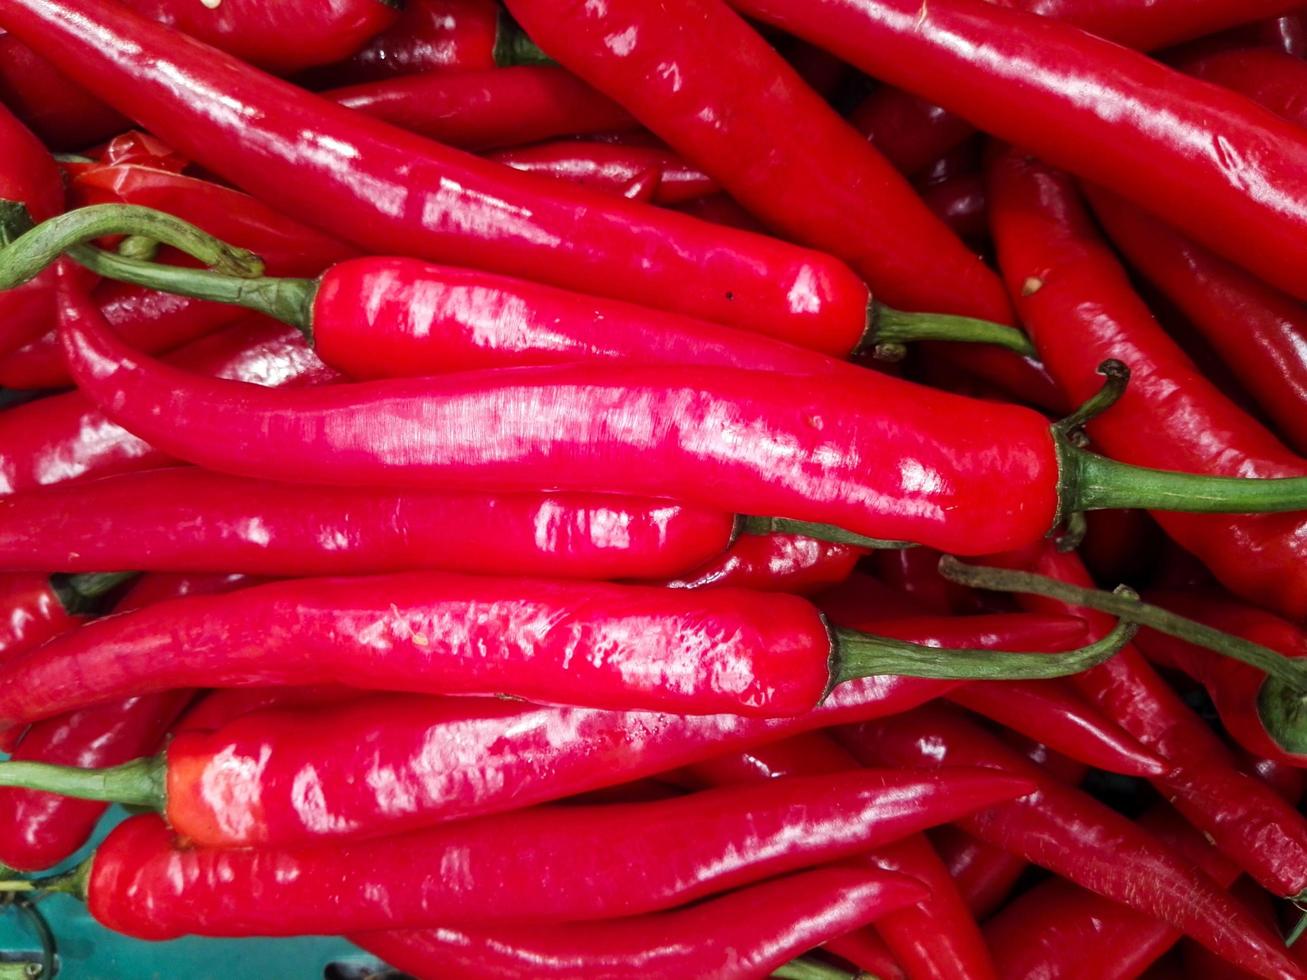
927;826;1028;919
660;533;861;594
489;140;718;205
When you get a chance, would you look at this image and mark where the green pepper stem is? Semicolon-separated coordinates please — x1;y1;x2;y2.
740;516;913;550
865;304;1038;359
938;556;1307;693
69;245;316;336
0;756;165;811
831;594;1137;687
770;956;862;980
49;572;137;616
0;858;92;901
0;204;264;290
1256;678;1307;758
493;12;554;66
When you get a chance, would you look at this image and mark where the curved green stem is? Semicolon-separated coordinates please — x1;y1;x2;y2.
864;304;1038;359
69;246;315;334
0;858;91;901
831;594;1136;687
0;756;165;811
49;572;137;616
938;556;1307;693
0;204;264;290
771;956;862;980
740;516;913;550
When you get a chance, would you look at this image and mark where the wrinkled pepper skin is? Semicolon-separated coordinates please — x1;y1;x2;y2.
0;469;736;580
355;865;925;980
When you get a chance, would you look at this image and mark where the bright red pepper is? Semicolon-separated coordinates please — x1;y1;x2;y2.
0;318;333;496
0;613;1090;848
0;573;243;873
356;865;923;980
0;469;739;580
987;148;1307;619
731;0;1307;304
661;533;861;594
327;66;637;152
47;770;1031;939
1087;187;1307;456
306;0;503;85
489;141;718;205
1179;47;1307;126
0;573;84;663
824;931;905;978
504;0;1014;329
0;36;128;150
844;705;1305;980
171;686;360;736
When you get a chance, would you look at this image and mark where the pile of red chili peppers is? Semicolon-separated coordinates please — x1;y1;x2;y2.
4;1;1307;978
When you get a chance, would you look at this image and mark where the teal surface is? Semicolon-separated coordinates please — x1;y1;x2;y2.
0;807;389;980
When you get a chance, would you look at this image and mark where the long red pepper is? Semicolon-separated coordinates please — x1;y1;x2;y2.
0;573;93;662
0;573;1133;724
987;148;1307;619
0;469;741;580
1087;187;1307;456
843;705;1305;980
0;573;243;873
1136;591;1307;765
662;534;861;594
504;0;1013;329
0;614;1091;847
6;770;1033;939
327;66;637;152
1179;47;1307;126
0;0;888;357
958;545;1307;900
730;0;1307;303
0;318;334;496
489;141;718;205
354;864;924;980
685;734;998;980
0;36;127;150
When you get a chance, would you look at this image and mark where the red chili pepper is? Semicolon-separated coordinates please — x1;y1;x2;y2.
1180;46;1307;121
985;803;1245;980
0;572;244;873
489;140;718;205
824;931;905;979
0;469;741;580
731;0;1307;304
0;613;1090;848
849;88;978;178
918;174;987;248
927;827;1028;918
357;864;923;980
661;533;861;594
1087;186;1307;456
669;192;766;232
972;544;1307;901
1181;878;1298;979
305;0;503;86
1135;591;1307;766
870;546;982;614
987;147;1307;619
12;770;1031;939
0;570;1132;726
506;0;1014;331
843;705;1305;980
171;686;360;736
0;318;333;496
1211;14;1307;56
327;66;637;152
0;36;128;150
0;574;86;663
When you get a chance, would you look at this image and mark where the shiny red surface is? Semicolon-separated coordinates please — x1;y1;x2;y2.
735;0;1307;303
846;705;1303;980
309;0;500;85
329;66;636;151
89;769;1031;938
1181;47;1307;124
0;572;837;719
661;533;861;594
1090;186;1307;456
0;318;333;496
505;0;1013;326
311;256;847;378
172;686;359;736
157;614;1087;846
0;573;79;663
356;865;924;980
489;140;717;205
60;285;1060;555
0;469;734;580
988;149;1307;619
0;0;876;350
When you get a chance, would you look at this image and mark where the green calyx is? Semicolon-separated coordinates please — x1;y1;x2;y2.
49;572;137;616
771;956;864;980
740;515;913;551
1258;677;1307;758
0;756;165;812
861;303;1038;362
829;593;1137;690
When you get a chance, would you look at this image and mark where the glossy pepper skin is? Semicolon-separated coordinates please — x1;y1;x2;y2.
661;534;861;594
355;865;925;980
0;0;875;355
58;285;1060;556
84;770;1033;939
0;36;127;150
489;141;718;205
0;574;82;663
0;318;334;497
0;573;243;873
843;706;1306;980
987;149;1307;619
506;0;1014;330
157;614;1089;848
1179;47;1307;126
731;0;1307;304
1088;186;1307;456
986;542;1307;900
327;66;637;152
0;469;737;580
